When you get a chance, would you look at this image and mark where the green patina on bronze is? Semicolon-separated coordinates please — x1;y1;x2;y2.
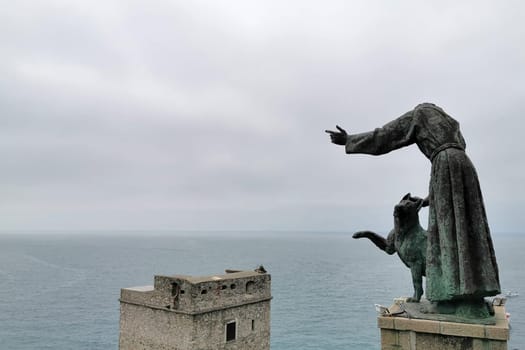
353;193;428;303
326;103;501;320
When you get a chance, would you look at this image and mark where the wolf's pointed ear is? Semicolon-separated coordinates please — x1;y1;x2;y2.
402;193;411;200
416;199;424;212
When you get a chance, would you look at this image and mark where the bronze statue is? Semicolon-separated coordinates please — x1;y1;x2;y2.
326;103;500;318
353;193;427;302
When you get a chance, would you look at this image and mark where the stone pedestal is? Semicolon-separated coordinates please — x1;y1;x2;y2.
378;302;509;350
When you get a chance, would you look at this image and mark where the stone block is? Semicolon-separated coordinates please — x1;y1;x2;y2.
380;329;399;347
393;317;411;331
485;324;509;341
493;306;506;320
378;316;395;329
440;320;485;338
415;333;469;350
488;340;508;350
397;331;412;349
471;338;484;350
406;318;440;334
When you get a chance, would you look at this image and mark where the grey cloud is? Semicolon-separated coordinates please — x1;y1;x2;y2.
1;0;525;232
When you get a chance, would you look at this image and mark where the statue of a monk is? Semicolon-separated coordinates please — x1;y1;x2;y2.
326;103;500;311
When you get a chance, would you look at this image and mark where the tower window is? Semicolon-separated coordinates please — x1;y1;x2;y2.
246;281;255;294
251;319;255;331
225;321;236;342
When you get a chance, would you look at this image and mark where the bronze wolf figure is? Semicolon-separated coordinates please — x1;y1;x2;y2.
353;193;427;302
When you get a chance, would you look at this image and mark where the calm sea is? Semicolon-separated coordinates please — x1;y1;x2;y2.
0;232;522;350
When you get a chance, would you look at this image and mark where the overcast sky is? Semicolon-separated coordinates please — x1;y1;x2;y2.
1;0;524;233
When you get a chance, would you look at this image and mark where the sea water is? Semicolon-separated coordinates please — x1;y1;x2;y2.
0;232;523;350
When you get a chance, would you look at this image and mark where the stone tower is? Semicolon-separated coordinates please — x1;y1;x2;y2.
119;269;271;350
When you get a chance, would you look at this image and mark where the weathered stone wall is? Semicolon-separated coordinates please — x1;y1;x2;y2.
120;287;171;310
119;303;193;350
185;275;271;313
119;300;271;350
192;300;271;350
153;276;194;311
150;273;271;313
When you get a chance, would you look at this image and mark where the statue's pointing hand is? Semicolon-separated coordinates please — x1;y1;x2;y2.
325;125;348;146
